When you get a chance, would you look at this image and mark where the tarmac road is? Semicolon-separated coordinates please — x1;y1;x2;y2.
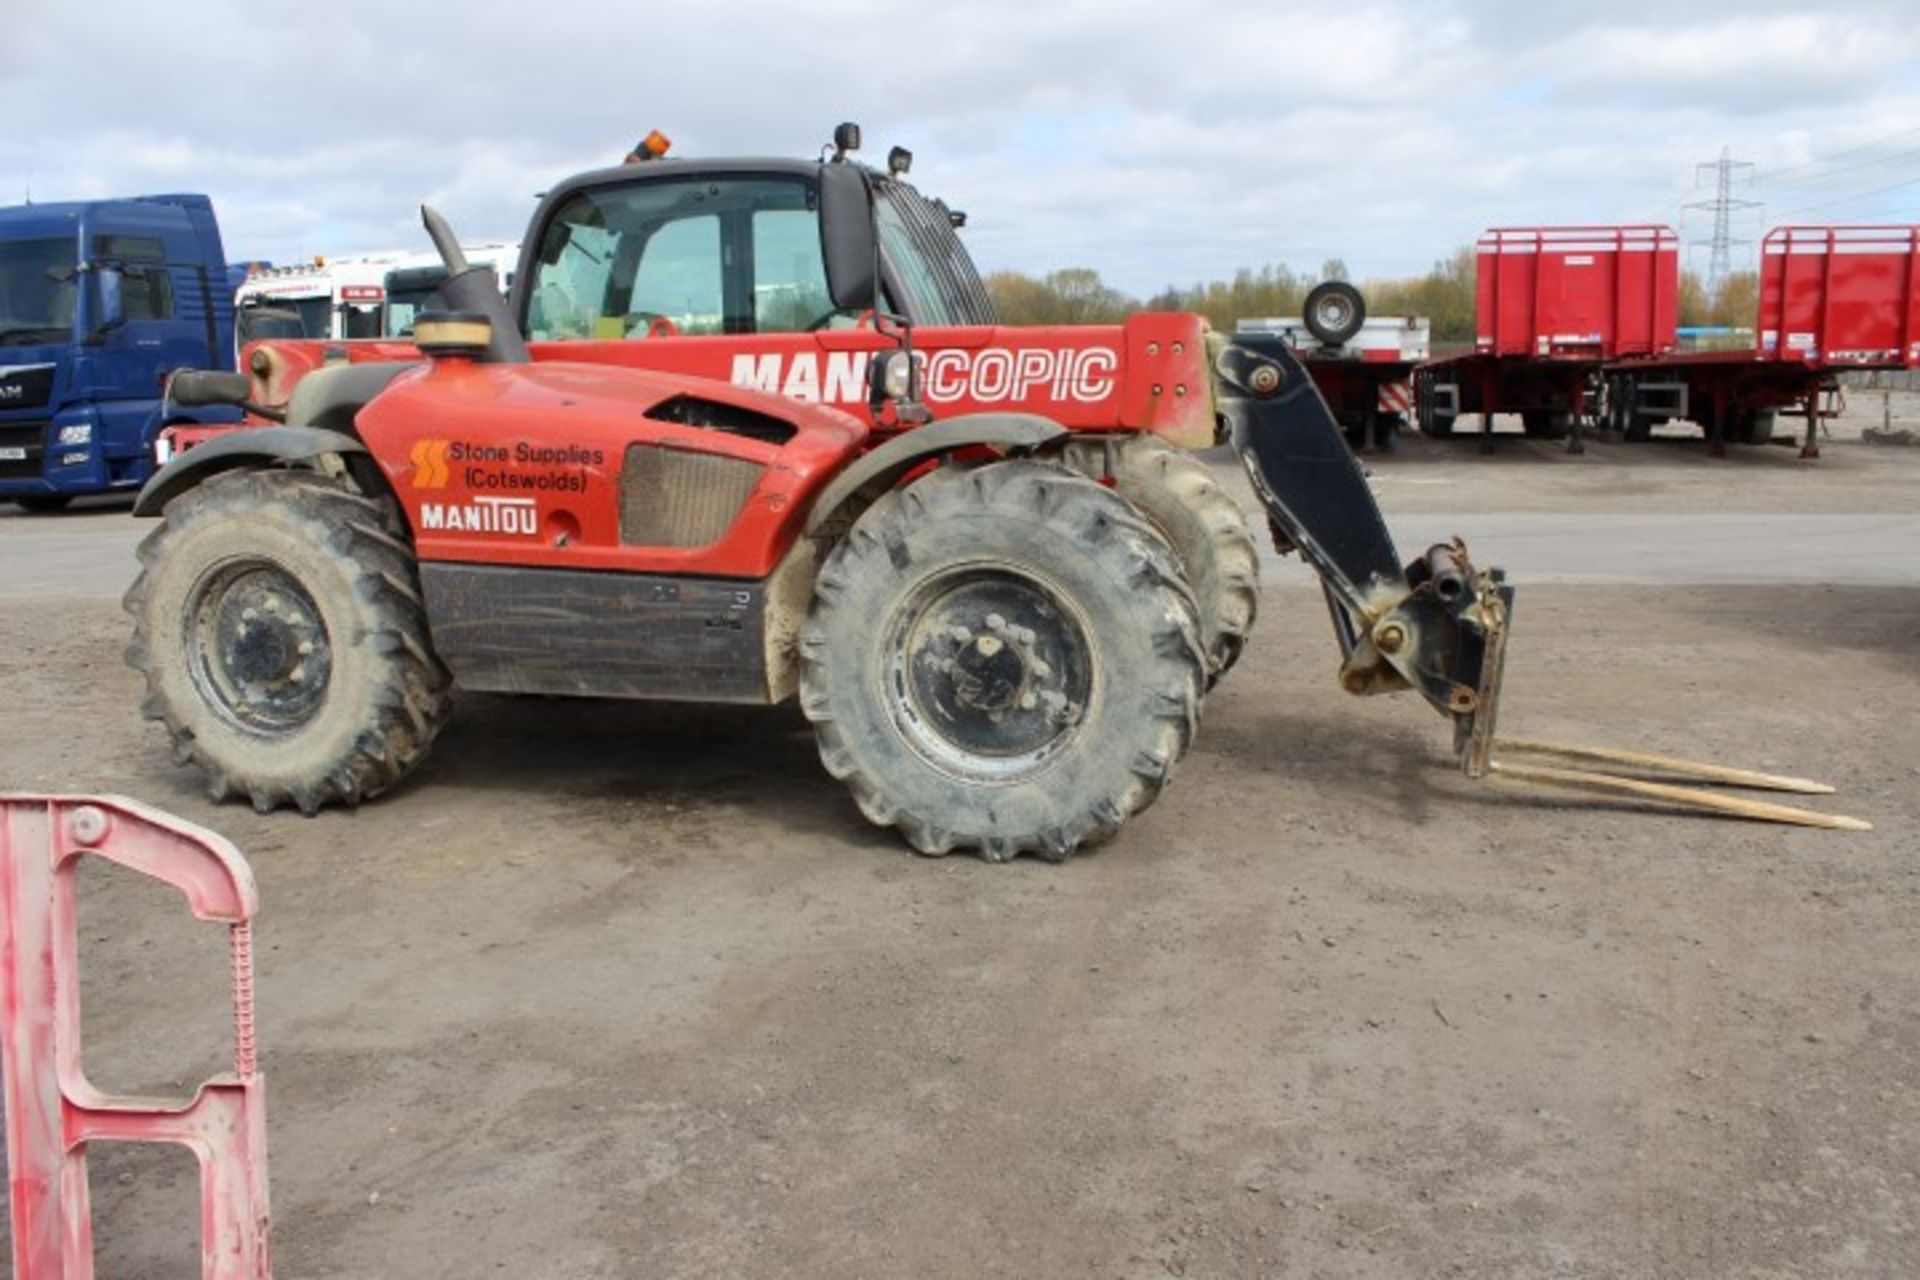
7;441;1920;599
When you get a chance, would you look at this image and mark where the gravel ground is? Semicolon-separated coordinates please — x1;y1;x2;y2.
1;425;1916;1278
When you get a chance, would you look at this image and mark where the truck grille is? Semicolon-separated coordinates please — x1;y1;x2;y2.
0;420;49;480
0;364;55;411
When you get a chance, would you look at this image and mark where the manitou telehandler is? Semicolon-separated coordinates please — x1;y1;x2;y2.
126;128;1867;858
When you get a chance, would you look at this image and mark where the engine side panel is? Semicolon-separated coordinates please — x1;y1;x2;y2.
350;358;866;579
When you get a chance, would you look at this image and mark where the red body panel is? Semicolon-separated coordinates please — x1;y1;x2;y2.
239;315;1219;450
1757;226;1920;367
1477;226;1678;359
354;358;868;579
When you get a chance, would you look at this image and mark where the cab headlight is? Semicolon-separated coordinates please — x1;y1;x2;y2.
872;350;913;402
56;423;92;446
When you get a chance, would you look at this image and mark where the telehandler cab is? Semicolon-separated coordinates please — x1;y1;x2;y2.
126;131;1868;856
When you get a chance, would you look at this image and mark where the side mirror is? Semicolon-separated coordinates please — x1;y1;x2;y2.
95;266;127;336
819;164;878;313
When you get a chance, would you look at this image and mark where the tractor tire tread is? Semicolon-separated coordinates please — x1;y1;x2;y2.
801;460;1204;863
123;467;451;814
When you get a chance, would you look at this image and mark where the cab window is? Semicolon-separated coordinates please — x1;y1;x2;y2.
525;176;843;340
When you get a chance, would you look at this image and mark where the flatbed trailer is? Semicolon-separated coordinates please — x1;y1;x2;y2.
1416;225;1678;451
1600;225;1920;455
1237;312;1428;450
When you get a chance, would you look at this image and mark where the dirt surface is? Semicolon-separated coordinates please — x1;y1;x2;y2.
2;435;1917;1277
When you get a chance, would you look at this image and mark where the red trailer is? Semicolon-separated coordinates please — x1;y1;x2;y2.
1602;225;1920;453
1416;225;1679;447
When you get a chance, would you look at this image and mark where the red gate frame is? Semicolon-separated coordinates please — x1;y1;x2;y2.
1;794;272;1279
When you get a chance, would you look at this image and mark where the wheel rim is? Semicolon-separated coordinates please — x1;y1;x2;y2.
1315;296;1352;330
884;565;1096;783
185;559;333;735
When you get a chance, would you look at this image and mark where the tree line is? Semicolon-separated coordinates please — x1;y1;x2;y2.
985;253;1761;345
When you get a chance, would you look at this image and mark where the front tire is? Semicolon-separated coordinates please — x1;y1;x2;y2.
1097;436;1259;683
124;468;452;813
801;460;1205;861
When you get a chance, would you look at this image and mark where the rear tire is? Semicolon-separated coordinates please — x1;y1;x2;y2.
124;468;452;813
801;460;1205;862
1098;436;1258;684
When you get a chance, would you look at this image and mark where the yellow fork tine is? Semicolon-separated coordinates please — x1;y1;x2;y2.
1497;738;1836;795
1488;760;1872;832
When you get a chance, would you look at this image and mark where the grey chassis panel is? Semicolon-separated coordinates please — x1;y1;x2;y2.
420;562;773;704
804;412;1068;536
133;426;368;517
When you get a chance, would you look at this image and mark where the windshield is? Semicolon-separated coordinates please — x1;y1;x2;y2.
385;284;443;336
525;175;839;340
0;237;78;344
874;183;995;327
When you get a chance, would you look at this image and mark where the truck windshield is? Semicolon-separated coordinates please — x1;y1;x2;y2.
0;237;78;344
873;183;995;327
386;286;442;336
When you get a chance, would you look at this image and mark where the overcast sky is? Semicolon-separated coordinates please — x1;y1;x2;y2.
5;0;1917;296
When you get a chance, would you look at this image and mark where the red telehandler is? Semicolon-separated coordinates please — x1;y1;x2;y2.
129;127;1868;857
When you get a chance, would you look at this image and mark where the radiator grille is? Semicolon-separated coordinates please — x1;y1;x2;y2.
620;446;765;548
0;420;49;479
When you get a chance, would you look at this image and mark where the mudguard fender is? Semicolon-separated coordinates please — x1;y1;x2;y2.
804;412;1067;537
133;426;369;517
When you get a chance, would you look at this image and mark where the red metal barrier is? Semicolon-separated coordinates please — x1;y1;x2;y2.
1;795;272;1280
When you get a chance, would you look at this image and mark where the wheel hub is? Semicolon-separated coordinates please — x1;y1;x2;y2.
892;573;1094;781
187;563;332;734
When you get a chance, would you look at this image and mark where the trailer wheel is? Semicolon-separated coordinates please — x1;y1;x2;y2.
1522;410;1572;440
801;459;1205;862
1101;436;1259;683
1738;409;1777;446
124;468;452;814
1417;373;1455;439
1620;381;1651;442
1302;281;1366;347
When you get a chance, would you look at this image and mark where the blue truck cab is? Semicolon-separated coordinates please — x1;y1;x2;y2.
0;193;241;510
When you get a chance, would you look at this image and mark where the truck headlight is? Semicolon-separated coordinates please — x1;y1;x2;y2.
56;423;92;446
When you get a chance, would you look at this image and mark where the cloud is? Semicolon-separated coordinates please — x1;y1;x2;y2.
2;0;1915;295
